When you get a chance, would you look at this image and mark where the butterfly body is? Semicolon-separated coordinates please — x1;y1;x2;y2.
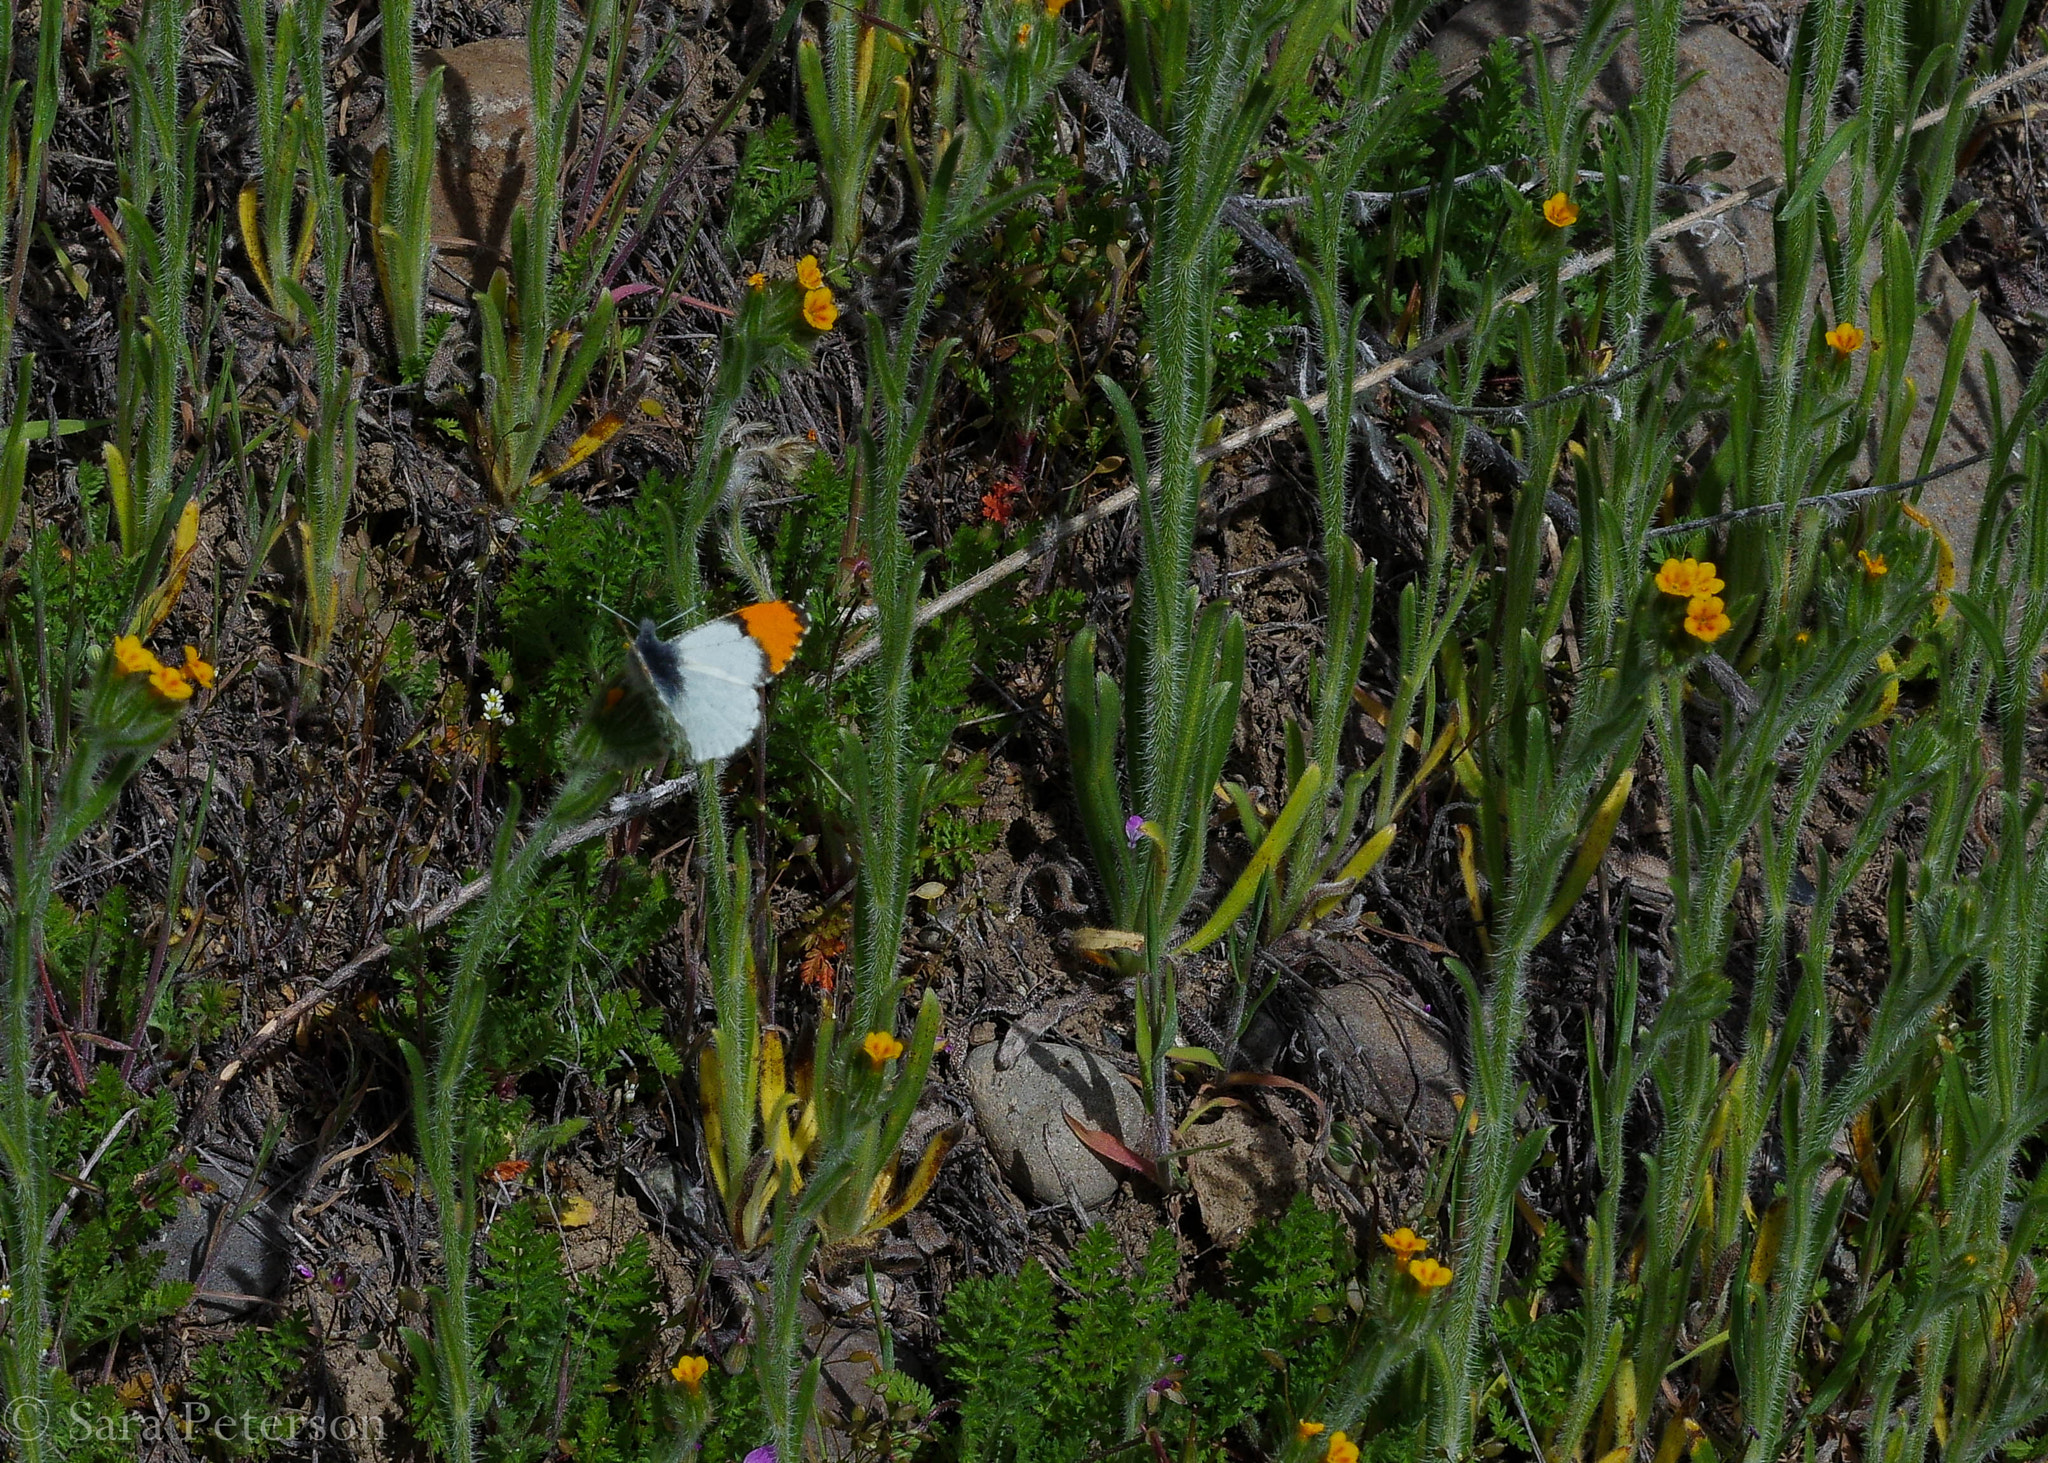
627;601;807;762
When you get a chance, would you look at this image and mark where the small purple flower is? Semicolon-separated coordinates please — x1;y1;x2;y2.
328;1264;353;1295
745;1447;777;1463
1125;815;1146;848
293;1262;315;1282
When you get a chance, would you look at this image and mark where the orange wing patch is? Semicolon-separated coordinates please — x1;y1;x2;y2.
736;601;808;675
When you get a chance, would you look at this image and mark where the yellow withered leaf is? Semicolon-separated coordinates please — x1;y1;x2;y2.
1901;501;1955;618
549;1195;599;1228
759;1031;787;1126
238;185;273;305
1537;767;1635;941
1859;651;1900;729
529;411;627;489
1747;1198;1787;1287
135;498;202;634
870;1125;957;1233
1073;927;1146;951
1457;825;1486;927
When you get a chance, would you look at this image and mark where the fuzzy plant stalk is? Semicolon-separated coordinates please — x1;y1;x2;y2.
1235;0;1432;952
474;0;617;502
372;0;443;377
236;0;310;327
1074;0;1288;1170
1429;564;1653;1453
846;1;1078;1037
109;0;202;560
280;0;359;664
1621;574;1926;1442
1564;0;1689;663
1;623;201;1463
700;23;1080;1449
693;775;765;1240
1717;0;1861;627
400;765;613;1463
797;0;911;264
2;0;64;383
1850;438;2048;1458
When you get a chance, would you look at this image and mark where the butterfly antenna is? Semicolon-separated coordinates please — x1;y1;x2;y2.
590;597;636;630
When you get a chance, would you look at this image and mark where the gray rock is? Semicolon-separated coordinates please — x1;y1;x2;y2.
1427;1;2018;572
146;1165;292;1319
1315;978;1461;1140
963;1041;1147;1208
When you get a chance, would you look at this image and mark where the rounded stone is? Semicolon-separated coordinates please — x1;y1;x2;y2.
963;1041;1148;1208
1314;979;1461;1140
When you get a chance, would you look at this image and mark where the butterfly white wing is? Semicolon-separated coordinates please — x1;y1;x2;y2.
662;618;770;761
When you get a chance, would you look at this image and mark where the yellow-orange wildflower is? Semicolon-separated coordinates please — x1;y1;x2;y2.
1684;594;1732;644
1326;1431;1361;1463
671;1354;709;1391
1407;1256;1453;1289
803;287;839;332
795;255;825;291
148;665;195;701
1859;549;1888;578
747;272;767;290
181;646;215;689
863;1031;905;1067
1542;192;1579;228
1826;321;1866;357
1655;557;1723;599
113;635;161;676
1380;1227;1429;1259
1296;1422;1327;1443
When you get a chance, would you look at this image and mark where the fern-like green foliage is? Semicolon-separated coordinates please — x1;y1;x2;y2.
386;847;680;1090
183;1316;315;1460
410;1199;668;1463
46;1065;191;1355
1483;1217;1583;1454
765;454;1078;881
726;117;820;260
494;475;688;774
939;1199;1380;1463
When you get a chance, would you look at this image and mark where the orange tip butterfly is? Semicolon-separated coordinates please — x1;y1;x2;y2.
627;601;808;762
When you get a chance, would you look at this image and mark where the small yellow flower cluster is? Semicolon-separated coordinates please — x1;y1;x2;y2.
113;636;215;702
863;1030;905;1068
1380;1226;1453;1289
797;255;838;332
1656;558;1731;645
747;255;840;332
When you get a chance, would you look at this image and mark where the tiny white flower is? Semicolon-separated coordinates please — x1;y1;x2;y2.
481;689;514;726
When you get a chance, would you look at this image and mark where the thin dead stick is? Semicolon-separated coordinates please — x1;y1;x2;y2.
1644;451;1992;537
1910;51;2048;134
839;180;1783;664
